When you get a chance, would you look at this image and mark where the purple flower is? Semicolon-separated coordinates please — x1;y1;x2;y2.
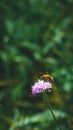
31;79;52;95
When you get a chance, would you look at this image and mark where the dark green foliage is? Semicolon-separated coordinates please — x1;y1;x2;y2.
0;0;73;130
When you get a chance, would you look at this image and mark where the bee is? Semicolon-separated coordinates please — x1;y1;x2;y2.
40;73;54;82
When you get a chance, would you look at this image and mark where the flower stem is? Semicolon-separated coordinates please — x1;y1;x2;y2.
42;92;62;130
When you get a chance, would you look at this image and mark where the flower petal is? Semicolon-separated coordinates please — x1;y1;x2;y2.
32;79;52;95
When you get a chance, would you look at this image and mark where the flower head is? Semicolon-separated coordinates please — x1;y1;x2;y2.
31;79;52;95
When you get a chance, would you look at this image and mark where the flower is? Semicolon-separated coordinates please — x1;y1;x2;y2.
31;79;52;95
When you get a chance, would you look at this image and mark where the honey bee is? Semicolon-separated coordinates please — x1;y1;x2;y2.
40;73;54;82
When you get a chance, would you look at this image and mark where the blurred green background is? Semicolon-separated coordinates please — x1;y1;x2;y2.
0;0;73;130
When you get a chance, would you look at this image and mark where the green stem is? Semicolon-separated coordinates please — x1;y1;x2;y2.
42;92;62;130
